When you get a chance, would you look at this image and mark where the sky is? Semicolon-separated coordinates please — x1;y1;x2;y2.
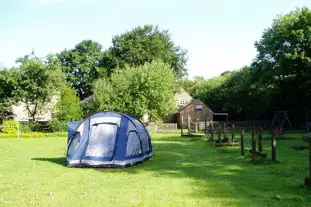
0;0;310;79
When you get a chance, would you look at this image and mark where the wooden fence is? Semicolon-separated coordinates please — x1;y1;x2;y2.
181;120;273;130
147;123;178;133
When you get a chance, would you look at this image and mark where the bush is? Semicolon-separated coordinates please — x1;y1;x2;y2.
1;120;20;134
20;123;32;132
55;86;83;122
15;122;44;132
49;119;67;132
26;122;42;132
93;61;176;121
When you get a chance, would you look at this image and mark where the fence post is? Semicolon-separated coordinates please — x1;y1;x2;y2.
17;125;20;140
231;124;235;143
218;124;221;142
180;114;184;136
303;136;311;186
272;130;277;162
309;140;311;186
210;121;214;141
241;128;245;156
223;122;227;142
252;128;257;161
258;127;263;153
205;116;208;135
195;121;198;133
187;116;191;135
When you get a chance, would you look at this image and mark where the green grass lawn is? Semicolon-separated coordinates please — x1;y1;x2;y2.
1;133;311;206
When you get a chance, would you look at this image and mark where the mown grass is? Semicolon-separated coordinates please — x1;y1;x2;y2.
0;133;310;206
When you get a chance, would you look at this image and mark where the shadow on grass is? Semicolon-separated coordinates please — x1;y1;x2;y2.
31;134;311;205
32;157;67;167
123;135;311;205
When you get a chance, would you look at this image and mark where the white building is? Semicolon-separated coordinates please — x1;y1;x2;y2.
174;89;193;109
11;96;59;122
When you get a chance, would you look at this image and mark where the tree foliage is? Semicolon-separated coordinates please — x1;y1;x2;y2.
54;85;83;122
102;25;188;78
57;40;104;99
50;85;83;132
0;69;20;120
93;61;176;121
184;7;311;124
252;7;311;123
2;10;310;125
17;54;65;121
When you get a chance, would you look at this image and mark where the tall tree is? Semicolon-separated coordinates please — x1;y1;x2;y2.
17;54;65;121
57;40;104;99
93;61;176;121
0;68;20;120
101;25;188;78
253;7;311;124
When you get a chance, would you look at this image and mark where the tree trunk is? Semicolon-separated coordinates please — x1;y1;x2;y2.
32;102;38;122
26;102;38;122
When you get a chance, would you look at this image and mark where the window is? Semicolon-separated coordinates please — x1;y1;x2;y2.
139;131;150;153
126;131;142;156
180;100;185;105
67;132;81;157
85;124;118;158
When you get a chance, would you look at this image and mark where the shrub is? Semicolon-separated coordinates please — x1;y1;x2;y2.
93;61;176;121
20;123;32;132
1;120;20;134
55;86;83;122
27;122;42;132
49;119;67;132
49;85;82;132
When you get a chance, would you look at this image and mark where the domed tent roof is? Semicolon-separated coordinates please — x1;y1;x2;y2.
67;111;152;168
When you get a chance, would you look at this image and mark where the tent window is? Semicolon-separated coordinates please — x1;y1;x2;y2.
139;131;150;153
85;124;118;158
67;132;81;157
135;124;149;153
126;131;142;156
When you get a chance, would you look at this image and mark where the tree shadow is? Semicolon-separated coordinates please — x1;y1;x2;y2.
32;157;67;167
30;134;311;205
117;135;311;205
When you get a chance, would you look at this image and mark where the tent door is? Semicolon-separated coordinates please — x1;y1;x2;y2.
82;122;119;161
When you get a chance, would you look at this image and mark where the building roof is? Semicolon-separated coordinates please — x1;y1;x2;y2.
179;99;213;114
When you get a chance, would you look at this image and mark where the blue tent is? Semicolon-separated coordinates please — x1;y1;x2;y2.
67;111;152;168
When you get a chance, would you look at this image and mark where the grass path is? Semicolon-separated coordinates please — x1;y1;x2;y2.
0;134;310;206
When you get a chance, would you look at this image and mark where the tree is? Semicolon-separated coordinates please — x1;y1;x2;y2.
101;25;188;79
178;78;195;94
217;66;265;119
0;68;20;121
17;54;65;122
54;85;83;121
57;40;104;99
50;85;83;131
93;61;176;121
253;7;311;125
